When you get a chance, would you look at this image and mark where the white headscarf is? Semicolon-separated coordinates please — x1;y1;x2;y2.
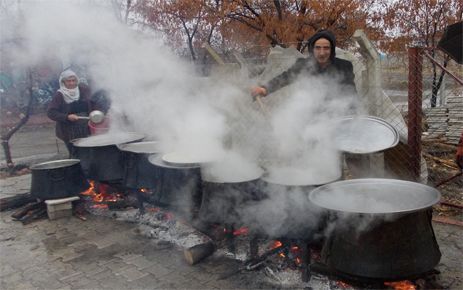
58;69;80;104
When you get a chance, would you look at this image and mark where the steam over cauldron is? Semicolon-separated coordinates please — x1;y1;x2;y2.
249;165;342;239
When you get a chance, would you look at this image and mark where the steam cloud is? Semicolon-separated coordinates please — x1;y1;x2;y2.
3;0;365;237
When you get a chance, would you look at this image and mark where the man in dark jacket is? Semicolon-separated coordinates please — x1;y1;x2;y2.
251;30;357;98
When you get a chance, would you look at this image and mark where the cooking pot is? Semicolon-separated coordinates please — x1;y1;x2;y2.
30;159;89;200
309;178;441;279
148;154;202;214
72;132;145;182
198;163;263;225
241;165;342;239
117;141;161;189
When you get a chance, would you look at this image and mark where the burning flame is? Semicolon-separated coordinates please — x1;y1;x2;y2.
384;281;416;290
80;180;123;204
140;188;151;193
81;180;96;196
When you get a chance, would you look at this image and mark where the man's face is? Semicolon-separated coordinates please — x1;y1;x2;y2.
313;38;331;67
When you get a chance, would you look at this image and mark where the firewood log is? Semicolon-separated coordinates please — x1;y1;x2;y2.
183;241;215;265
0;193;37;211
11;201;43;220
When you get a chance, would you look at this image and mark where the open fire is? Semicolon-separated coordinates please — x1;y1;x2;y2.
73;178;441;290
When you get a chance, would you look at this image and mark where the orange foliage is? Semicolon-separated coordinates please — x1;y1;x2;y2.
135;0;382;58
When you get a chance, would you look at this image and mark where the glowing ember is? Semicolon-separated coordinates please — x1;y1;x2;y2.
290;245;300;252
384;280;416;290
91;204;108;209
336;281;352;288
233;227;249;236
271;240;283;249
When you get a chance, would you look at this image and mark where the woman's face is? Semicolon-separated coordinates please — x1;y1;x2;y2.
63;76;78;89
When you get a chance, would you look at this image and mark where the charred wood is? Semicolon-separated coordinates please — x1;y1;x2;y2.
20;206;47;225
11;201;43;220
0;193;37;211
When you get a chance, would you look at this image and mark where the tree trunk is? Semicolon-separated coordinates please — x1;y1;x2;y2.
0;70;35;169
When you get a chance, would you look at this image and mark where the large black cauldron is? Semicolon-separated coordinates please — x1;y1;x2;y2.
148;154;202;213
30;159;88;200
309;178;441;279
198;163;263;225
118;141;161;189
72;132;144;182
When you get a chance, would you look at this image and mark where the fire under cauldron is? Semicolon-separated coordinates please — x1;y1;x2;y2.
72;132;145;182
148;154;202;213
309;178;442;280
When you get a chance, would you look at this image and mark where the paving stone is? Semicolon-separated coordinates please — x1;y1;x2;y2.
58;271;84;282
117;266;150;282
125;255;157;270
143;262;173;277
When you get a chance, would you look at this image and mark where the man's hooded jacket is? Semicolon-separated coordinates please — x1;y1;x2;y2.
263;30;357;96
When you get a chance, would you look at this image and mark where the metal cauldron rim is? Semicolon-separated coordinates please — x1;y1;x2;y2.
30;159;81;170
309;178;441;214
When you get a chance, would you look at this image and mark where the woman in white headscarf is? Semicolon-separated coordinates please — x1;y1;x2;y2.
48;69;98;157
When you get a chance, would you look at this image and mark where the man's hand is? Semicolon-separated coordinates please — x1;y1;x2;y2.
67;114;80;122
250;86;267;98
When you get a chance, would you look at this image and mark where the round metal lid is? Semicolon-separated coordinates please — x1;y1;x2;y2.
30;159;80;170
201;164;263;183
148;154;200;169
72;132;145;147
262;165;342;186
117;141;161;154
333;116;399;154
161;152;213;167
309;178;441;214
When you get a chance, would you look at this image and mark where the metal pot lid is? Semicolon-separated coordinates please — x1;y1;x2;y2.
201;163;263;183
309;178;441;214
30;159;80;170
148;154;200;169
117;141;161;154
333;116;399;154
262;165;342;186
72;132;145;147
161;152;213;167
